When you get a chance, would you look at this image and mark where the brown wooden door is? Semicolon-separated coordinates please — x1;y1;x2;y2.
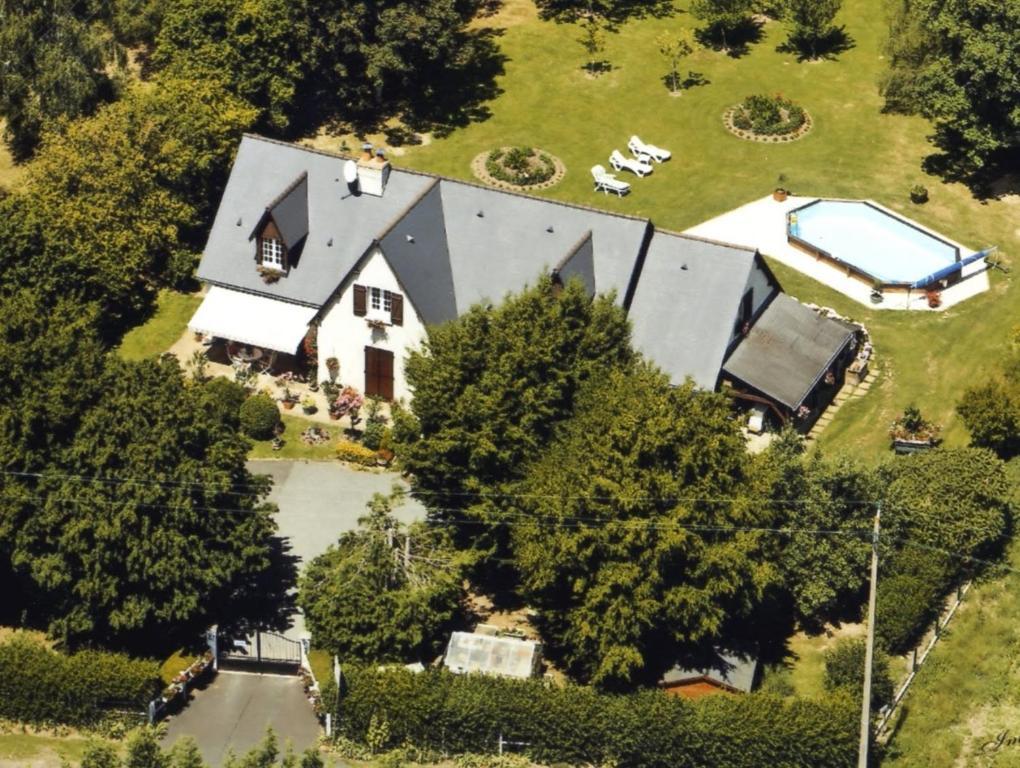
364;347;394;400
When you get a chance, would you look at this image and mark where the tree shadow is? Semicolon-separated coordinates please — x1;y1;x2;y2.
776;26;855;61
659;71;710;93
695;18;765;59
581;60;615;76
217;536;301;637
536;0;676;25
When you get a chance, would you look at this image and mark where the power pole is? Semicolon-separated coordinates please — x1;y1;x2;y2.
858;503;881;768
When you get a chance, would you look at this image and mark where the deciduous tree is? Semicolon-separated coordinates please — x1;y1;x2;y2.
690;0;755;50
783;0;842;59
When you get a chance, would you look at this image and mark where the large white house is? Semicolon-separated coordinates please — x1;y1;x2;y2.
190;135;857;426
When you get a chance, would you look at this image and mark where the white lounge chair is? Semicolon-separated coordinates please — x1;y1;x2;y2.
628;135;671;163
591;165;631;196
610;149;653;177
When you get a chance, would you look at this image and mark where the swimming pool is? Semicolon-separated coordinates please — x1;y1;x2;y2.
787;200;960;288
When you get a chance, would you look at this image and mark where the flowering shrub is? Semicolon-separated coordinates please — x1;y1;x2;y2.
336;439;378;466
486;147;555;186
733;94;806;135
332;386;365;418
889;404;941;443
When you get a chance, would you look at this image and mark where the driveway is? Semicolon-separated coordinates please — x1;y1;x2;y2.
162;672;320;766
248;460;426;565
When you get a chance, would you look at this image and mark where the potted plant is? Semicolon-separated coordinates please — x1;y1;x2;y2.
889;404;941;453
280;387;296;410
258;266;281;284
326;357;340;383
870;288;884;305
926;288;942;308
910;184;929;204
301;396;318;415
773;174;789;202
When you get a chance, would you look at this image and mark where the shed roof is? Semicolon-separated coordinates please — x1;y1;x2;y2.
443;631;541;679
722;293;855;409
629;233;758;389
661;650;758;693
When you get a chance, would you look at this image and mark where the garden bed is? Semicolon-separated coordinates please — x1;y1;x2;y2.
471;146;565;191
724;95;813;143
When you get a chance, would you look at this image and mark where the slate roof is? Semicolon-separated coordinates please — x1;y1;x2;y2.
628;233;758;390
554;231;596;297
661;651;758;693
263;172;309;250
722;293;855;410
199;136;436;307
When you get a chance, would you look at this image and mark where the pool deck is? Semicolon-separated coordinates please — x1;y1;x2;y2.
685;195;990;311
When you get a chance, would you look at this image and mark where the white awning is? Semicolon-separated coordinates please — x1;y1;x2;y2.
188;287;316;354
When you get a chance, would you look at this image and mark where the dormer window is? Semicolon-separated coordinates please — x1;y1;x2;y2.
261;237;284;270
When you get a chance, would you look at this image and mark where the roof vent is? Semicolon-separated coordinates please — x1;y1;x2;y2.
327;237;333;247
546;225;555;233
236;218;242;227
406;234;415;243
681;264;688;271
476;210;484;218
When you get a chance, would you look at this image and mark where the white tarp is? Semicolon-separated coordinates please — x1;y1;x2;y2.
188;286;316;354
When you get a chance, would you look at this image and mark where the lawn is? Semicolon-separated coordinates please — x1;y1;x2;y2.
375;0;1017;463
0;732;113;767
247;413;343;460
116;289;202;361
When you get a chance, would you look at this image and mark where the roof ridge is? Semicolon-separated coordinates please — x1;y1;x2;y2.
653;227;758;254
266;170;308;211
241;133;653;228
375;177;442;243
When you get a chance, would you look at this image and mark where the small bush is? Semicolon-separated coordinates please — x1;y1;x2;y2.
336;439;378;466
362;420;386;451
733;94;806;135
486;147;556;186
910;184;929;204
823;637;895;710
240;393;282;440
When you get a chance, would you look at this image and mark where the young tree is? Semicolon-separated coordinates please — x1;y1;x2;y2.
398;277;634;557
690;0;754;50
125;727;168;768
0;0;115;159
957;358;1020;459
656;30;694;93
298;489;466;663
512;365;772;690
784;0;842;58
578;13;608;74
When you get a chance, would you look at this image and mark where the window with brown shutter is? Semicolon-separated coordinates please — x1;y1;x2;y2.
389;292;403;326
353;284;367;316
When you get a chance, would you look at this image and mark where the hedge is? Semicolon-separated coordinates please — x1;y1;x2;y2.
328;666;858;768
0;634;160;726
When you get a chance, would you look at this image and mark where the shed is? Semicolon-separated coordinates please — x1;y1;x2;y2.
659;651;758;700
442;631;542;679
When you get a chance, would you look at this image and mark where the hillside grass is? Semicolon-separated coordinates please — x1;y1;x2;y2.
383;0;1017;464
116;289;202;361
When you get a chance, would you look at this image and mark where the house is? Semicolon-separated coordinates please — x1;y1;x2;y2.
442;630;542;679
190;134;855;426
658;651;758;700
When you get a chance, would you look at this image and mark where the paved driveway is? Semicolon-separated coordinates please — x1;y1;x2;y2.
248;460;425;566
163;672;320;766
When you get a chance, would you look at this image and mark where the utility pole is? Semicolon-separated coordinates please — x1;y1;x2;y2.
858;503;881;768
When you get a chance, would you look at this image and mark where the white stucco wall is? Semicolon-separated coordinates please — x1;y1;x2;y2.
316;247;427;402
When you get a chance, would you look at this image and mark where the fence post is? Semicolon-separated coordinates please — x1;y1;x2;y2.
325;713;332;738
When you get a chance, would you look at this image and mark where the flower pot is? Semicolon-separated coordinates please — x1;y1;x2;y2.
282;400;295;410
329;411;341;421
773;188;788;202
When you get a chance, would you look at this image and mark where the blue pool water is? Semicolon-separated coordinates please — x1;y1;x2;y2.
788;200;959;284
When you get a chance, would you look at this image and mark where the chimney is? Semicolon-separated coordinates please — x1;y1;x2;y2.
357;145;391;197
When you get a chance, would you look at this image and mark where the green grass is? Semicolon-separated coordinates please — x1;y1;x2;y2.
308;647;333;687
159;647;193;686
0;732;112;766
116;289;202;361
382;0;1017;464
247;413;343;460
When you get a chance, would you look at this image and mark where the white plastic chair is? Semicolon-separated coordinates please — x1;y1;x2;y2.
610;149;654;177
628;135;671;163
591;165;631;196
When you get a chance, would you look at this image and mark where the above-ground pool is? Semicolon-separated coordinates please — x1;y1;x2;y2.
788;200;961;288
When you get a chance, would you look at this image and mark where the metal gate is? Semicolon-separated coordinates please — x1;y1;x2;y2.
219;630;302;674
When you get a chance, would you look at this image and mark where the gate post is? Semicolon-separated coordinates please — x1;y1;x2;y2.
207;624;219;672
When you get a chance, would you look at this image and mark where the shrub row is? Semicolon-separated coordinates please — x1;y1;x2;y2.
329;666;858;768
0;634;161;726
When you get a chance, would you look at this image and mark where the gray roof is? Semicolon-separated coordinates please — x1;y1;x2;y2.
629;233;758;389
264;172;309;250
555;231;596;296
661;650;757;693
199;136;435;307
377;180;457;326
722;293;855;410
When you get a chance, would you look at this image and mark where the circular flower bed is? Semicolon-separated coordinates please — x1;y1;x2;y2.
724;94;812;143
472;146;565;191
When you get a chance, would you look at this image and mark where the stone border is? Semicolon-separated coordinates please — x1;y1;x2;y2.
723;104;813;143
471;148;566;191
